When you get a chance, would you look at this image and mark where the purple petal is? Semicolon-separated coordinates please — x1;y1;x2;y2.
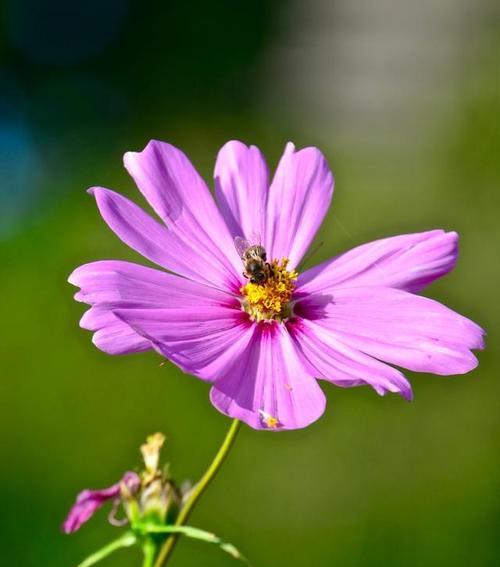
86;312;151;355
298;230;459;295
214;140;269;240
265;143;334;268
63;472;140;534
69;260;235;355
89;187;240;290
210;323;326;430
114;309;326;429
70;260;233;307
289;318;412;400
113;306;253;381
123;140;242;285
297;286;484;376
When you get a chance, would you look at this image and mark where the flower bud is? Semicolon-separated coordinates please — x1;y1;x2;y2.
140;432;165;483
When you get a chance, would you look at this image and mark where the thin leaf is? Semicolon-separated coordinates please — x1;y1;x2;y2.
76;532;137;567
136;523;251;565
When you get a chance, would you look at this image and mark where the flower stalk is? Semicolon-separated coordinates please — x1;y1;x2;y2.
153;418;242;567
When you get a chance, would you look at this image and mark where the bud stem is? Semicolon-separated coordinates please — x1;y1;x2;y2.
153;418;242;567
142;538;157;567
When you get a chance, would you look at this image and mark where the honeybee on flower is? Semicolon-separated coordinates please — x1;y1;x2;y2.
234;236;271;284
69;140;484;430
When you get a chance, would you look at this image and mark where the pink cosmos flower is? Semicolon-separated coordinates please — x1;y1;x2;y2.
69;140;484;430
63;471;140;533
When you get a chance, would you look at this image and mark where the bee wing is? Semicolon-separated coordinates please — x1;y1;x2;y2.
247;232;262;247
234;236;251;258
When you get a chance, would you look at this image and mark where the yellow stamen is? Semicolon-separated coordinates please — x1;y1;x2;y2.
241;258;298;322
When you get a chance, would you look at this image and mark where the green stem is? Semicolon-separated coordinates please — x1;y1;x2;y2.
153;418;242;567
142;538;156;567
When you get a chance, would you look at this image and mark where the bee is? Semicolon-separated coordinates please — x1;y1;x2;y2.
234;236;271;284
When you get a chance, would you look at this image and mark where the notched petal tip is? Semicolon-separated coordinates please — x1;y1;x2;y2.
374;378;413;402
436;228;459;258
122;148;145;171
122;151;136;169
68;262;93;287
477;328;486;350
67;269;80;287
396;383;414;402
122;139;176;170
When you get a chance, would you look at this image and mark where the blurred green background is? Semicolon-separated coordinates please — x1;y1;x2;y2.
1;1;499;566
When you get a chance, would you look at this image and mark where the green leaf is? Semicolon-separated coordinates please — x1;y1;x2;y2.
135;522;251;565
75;532;137;567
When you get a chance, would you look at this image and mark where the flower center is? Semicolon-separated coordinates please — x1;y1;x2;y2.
240;258;298;322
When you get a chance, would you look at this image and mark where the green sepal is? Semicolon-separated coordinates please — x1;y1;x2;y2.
135;522;251;565
75;531;137;567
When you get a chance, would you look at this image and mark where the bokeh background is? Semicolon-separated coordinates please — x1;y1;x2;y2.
1;1;499;566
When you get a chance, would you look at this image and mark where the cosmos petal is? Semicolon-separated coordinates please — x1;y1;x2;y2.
69;260;235;355
298;286;484;376
88;314;151;355
69;260;233;307
289;319;412;400
210;323;326;430
89;187;240;290
113;307;252;382
297;230;459;294
265;142;334;269
214;140;269;241
63;472;140;534
124;140;242;285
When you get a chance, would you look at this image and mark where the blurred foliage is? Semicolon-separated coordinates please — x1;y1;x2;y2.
1;1;499;566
